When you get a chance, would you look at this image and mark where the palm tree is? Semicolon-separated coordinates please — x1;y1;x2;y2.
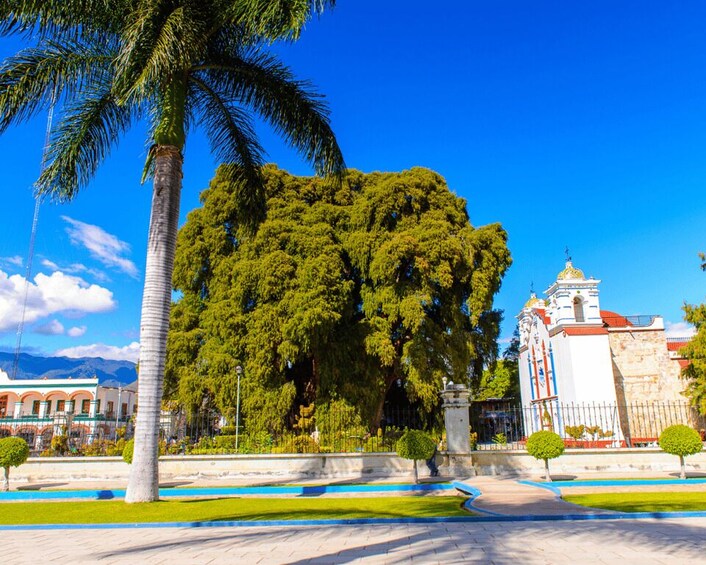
0;1;343;502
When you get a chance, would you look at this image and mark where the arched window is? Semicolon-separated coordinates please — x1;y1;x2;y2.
0;395;7;418
573;297;585;322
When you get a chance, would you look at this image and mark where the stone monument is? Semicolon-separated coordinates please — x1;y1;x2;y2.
439;383;475;477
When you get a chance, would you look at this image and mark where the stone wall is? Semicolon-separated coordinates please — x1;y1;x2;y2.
609;329;686;405
472;448;706;476
11;452;422;484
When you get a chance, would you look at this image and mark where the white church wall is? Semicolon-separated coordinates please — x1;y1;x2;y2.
564;334;616;403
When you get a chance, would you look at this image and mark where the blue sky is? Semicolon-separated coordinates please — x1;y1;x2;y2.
1;0;705;362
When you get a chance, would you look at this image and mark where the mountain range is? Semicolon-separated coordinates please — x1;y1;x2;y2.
0;351;137;386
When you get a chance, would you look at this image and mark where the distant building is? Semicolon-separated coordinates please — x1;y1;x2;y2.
0;369;137;452
517;261;691;443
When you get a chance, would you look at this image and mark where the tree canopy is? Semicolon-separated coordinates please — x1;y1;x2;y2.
681;302;706;414
680;257;706;414
474;328;520;401
167;165;511;433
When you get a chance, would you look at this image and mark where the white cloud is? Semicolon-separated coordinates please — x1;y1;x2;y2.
62;216;139;279
0;256;23;269
41;259;60;271
41;258;110;283
0;269;116;333
34;319;65;335
55;341;140;363
665;321;696;338
67;325;87;337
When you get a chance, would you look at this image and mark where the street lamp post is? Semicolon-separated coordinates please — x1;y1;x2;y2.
235;365;242;451
114;386;122;441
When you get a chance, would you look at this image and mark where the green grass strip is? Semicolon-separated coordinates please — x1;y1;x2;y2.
564;492;706;513
0;496;470;525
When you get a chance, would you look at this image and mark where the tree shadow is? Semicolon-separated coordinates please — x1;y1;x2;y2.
89;517;706;563
17;482;68;491
667;471;706;479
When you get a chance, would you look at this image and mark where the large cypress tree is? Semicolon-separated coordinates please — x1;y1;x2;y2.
168;166;511;431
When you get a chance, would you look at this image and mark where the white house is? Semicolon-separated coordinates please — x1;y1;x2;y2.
0;369;137;451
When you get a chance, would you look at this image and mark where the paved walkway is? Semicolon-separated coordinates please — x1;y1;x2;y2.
4;475;706;563
455;476;618;516
3;518;706;564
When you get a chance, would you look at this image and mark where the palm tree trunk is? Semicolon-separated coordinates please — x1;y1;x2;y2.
125;145;183;503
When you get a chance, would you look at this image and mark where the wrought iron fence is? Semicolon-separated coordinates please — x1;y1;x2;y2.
470;401;706;450
160;405;427;455
0;412;132;455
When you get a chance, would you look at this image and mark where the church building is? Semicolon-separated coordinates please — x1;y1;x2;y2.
517;260;689;443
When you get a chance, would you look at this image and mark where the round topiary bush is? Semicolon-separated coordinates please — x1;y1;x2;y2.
0;437;30;492
659;425;703;479
526;430;565;482
122;439;135;464
396;430;437;484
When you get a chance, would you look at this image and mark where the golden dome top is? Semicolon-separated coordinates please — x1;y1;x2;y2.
557;260;585;281
524;292;542;308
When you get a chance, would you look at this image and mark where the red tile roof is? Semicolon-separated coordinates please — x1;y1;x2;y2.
562;326;608;336
534;308;551;325
601;310;631;327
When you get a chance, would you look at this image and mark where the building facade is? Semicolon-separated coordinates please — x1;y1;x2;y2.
517;261;690;443
0;370;137;452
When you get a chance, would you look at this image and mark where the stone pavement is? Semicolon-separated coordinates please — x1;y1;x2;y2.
3;517;706;564
4;475;706;563
455;476;618;516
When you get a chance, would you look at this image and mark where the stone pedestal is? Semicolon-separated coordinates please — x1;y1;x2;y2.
439;384;475;477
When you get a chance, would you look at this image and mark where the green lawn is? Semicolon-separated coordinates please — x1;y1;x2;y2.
564;492;706;513
0;496;471;525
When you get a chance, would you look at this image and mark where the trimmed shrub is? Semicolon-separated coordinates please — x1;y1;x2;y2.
526;431;565;482
396;430;436;484
213;435;238;450
122;439;135;464
121;439;166;463
659;425;703;479
292;435;320;453
0;437;30;492
565;425;585;441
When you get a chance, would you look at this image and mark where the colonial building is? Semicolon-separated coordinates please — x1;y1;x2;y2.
517;260;690;443
0;369;137;452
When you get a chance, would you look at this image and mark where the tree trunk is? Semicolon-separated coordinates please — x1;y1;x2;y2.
413;459;419;484
125;146;183;503
544;458;551;482
680;455;686;480
2;466;8;492
371;372;397;429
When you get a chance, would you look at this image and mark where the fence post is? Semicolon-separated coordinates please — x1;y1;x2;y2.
439;384;475;477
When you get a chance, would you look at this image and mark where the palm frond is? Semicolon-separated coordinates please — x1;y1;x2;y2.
114;0;211;104
0;39;114;134
0;0;129;39
195;48;345;179
221;0;335;41
37;86;135;201
190;75;266;229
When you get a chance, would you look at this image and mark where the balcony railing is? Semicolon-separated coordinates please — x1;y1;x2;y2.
602;314;658;328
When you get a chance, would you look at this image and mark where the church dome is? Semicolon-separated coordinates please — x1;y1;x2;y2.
524;292;542;308
557;260;585;281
